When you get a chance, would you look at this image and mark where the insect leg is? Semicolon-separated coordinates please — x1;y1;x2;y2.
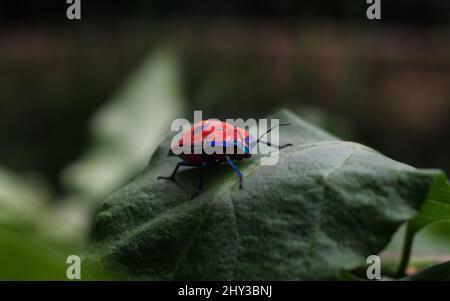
167;148;176;157
198;162;209;191
190;162;210;199
225;155;243;189
258;140;292;149
157;161;199;181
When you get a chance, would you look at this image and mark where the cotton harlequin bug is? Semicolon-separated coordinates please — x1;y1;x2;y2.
157;120;291;196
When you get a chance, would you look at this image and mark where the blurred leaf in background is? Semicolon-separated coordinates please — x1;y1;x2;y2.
57;48;185;241
381;174;450;276
0;168;49;229
401;260;450;281
0;48;185;279
0;167;78;248
62;48;185;202
0;168;73;279
412;175;450;232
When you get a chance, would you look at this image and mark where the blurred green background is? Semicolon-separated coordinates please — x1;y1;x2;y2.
0;1;449;279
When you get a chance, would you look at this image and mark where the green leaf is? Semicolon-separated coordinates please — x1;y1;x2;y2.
381;221;450;276
88;109;441;280
0;167;110;280
401;261;450;281
0;226;67;280
390;175;450;277
412;174;450;232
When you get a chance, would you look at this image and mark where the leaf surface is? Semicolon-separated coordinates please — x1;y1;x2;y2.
412;174;450;232
89;110;441;280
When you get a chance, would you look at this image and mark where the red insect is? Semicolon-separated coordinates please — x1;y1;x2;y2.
157;120;291;195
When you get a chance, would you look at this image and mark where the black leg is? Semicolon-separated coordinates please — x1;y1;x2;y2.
198;162;206;191
191;162;209;199
258;140;292;149
225;156;243;189
157;163;180;180
157;161;200;181
167;149;175;157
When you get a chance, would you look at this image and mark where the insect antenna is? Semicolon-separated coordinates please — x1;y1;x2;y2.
250;122;291;147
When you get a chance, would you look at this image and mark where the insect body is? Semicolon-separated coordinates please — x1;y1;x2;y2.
157;120;291;196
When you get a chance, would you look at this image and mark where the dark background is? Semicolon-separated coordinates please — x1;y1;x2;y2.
1;1;450;24
0;0;449;194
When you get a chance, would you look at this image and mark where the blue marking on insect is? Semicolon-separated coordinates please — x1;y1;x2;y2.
158;121;291;197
